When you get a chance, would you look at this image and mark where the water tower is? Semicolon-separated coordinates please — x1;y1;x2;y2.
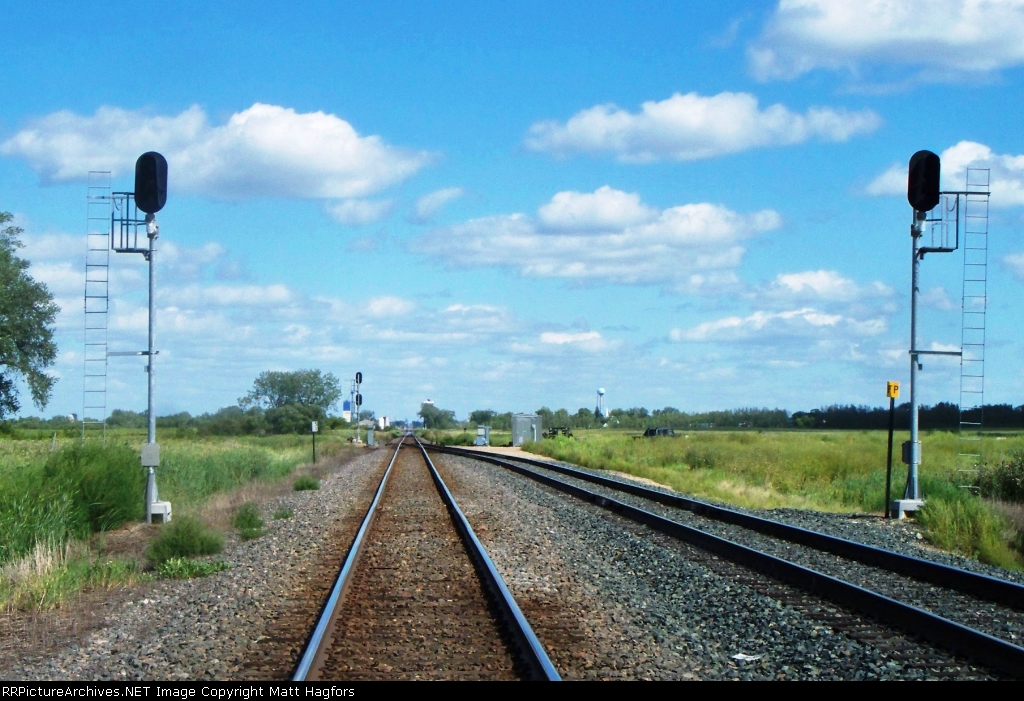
595;388;606;419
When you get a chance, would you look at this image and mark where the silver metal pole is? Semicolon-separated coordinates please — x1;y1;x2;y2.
147;223;156;445
906;211;923;500
144;214;159;523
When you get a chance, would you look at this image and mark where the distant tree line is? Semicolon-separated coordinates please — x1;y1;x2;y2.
458;402;1024;431
5;369;357;437
789;402;1024;430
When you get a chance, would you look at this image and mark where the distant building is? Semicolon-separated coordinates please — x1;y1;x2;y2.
377;416;390;429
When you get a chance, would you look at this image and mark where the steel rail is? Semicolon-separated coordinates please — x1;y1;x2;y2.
433;446;1024;677
292;437;404;681
436;445;1024;611
412;435;561;681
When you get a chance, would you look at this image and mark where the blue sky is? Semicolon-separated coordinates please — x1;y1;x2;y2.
3;1;1024;422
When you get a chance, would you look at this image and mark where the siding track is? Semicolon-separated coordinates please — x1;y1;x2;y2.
433;444;1024;678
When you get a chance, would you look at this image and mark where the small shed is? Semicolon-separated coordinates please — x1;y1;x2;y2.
511;413;542;447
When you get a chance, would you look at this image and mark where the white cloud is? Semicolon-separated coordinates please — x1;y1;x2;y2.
1004;251;1024;278
940;141;1024;205
750;0;1024;81
445;303;500;314
865;163;905;196
540;331;602;344
174;284;294;307
537;186;657;230
525;91;880;162
413;188;781;291
765;270;894;302
328;198;394;226
367;296;415;316
867;141;1024;206
672;307;886;342
513;330;619;355
1;103;432;199
413;188;465;222
919;286;958;310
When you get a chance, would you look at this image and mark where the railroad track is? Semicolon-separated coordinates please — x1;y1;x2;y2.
432;444;1024;678
292;435;560;681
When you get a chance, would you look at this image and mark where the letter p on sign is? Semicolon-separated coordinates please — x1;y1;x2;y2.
886;381;900;399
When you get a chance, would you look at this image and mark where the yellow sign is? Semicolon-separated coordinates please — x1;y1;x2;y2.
887;381;900;399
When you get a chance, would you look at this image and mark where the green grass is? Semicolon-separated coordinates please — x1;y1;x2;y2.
1;541;143;611
0;442;144;563
273;507;294;520
0;432;354;565
155;557;230;579
232;502;264;541
145;516;223;564
293;475;320;491
524;430;1024;570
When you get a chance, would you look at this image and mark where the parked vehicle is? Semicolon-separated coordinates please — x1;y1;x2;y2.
544;426;574;439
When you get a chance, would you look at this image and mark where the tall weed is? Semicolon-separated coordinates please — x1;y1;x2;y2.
0;540;142;611
0;443;143;563
917;486;1020;569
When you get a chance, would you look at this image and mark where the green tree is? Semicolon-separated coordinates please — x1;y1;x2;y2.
239;369;341;412
419;402;456;429
266;403;323;434
0;212;58;419
572;407;596;429
469;409;496;426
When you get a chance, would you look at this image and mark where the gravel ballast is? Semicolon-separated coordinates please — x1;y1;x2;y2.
513;450;1024;585
436;453;997;680
482;452;1024;647
0;444;1011;681
0;449;388;682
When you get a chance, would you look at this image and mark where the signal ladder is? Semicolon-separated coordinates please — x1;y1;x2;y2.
957;168;990;488
83;171;111;441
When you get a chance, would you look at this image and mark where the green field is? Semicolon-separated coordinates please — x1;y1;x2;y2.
523;429;1024;570
0;429;362;609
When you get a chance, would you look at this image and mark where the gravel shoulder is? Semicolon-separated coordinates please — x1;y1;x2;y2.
491;455;1024;647
505;448;1024;585
437;453;994;680
0;449;388;682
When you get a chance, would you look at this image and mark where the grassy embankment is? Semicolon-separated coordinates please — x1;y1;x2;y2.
0;430;356;609
523;429;1024;570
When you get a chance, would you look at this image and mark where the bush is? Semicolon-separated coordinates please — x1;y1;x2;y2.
232;502;264;541
146;517;223;564
156;557;229;579
439;432;475;446
273;507;293;520
684;445;718;470
293;476;320;491
979;451;1024;502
